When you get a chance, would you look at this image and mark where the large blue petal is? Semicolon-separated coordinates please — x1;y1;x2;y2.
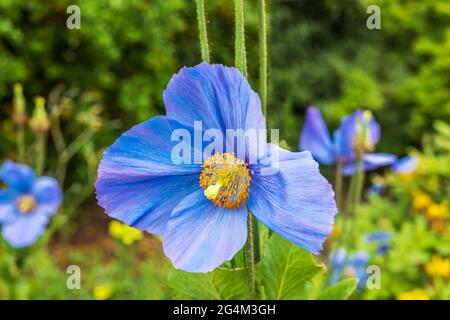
0;190;18;223
0;161;35;193
342;153;397;176
248;144;337;254
96;116;202;236
2;211;49;248
163;189;248;273
32;177;62;217
335;112;358;160
364;153;397;170
163;62;265;133
299;106;335;165
392;156;418;174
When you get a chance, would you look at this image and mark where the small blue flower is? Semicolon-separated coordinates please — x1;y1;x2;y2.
368;183;384;195
392;156;418;174
328;249;370;289
300;107;397;176
96;62;337;273
346;251;370;289
329;248;347;285
365;231;391;255
0;161;61;248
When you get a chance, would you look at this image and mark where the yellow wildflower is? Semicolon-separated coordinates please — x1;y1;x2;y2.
398;289;429;300
109;220;143;245
425;256;450;279
426;202;449;219
93;285;113;300
412;191;432;211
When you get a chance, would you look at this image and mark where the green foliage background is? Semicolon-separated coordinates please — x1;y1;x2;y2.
1;0;449;155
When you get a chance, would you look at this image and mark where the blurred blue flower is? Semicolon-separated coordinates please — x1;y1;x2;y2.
365;231;392;255
392;156;418;174
96;62;337;273
329;248;347;285
0;161;61;248
300;107;397;176
368;183;384;195
329;249;370;289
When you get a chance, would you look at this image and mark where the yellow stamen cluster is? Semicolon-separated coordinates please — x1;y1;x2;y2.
17;195;36;214
353;110;375;153
199;153;251;208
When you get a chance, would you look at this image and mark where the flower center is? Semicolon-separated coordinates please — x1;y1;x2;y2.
343;266;357;278
17;195;36;214
353;110;374;153
199;153;251;208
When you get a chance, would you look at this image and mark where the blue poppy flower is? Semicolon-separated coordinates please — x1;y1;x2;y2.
365;231;391;255
96;62;337;273
392;156;418;174
329;249;370;289
345;251;370;289
299;107;397;176
0;161;62;248
328;248;347;285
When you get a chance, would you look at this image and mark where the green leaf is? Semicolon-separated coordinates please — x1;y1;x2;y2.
168;267;251;300
317;278;358;300
259;233;324;299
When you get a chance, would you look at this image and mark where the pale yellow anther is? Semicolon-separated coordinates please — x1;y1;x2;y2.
199;153;251;208
204;184;221;200
17;195;36;214
363;110;373;123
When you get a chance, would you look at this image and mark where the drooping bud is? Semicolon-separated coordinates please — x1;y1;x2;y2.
12;83;27;126
29;96;50;133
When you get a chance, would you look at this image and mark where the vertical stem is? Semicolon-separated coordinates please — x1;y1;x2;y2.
345;156;364;215
335;160;343;212
245;210;257;297
353;159;365;210
35;132;47;175
195;0;210;62
234;0;247;76
258;0;268;117
17;127;25;163
235;0;258;295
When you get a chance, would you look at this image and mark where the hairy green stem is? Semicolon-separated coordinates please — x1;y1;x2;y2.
345;156;364;215
35;132;47;175
17;127;25;163
234;0;247;76
258;0;268;117
245;210;259;297
195;0;210;62
353;159;365;210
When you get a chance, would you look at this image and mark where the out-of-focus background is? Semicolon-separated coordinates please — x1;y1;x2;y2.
0;0;449;299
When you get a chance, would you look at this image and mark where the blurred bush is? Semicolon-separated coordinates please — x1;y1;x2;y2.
1;0;448;156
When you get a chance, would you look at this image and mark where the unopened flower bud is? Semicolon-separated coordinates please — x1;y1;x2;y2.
29;96;50;132
12;83;27;126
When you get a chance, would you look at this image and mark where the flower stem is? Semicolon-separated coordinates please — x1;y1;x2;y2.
195;0;210;62
258;0;268;117
353;158;365;210
234;0;247;76
245;209;259;297
35;132;47;175
17;127;25;163
345;156;364;215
